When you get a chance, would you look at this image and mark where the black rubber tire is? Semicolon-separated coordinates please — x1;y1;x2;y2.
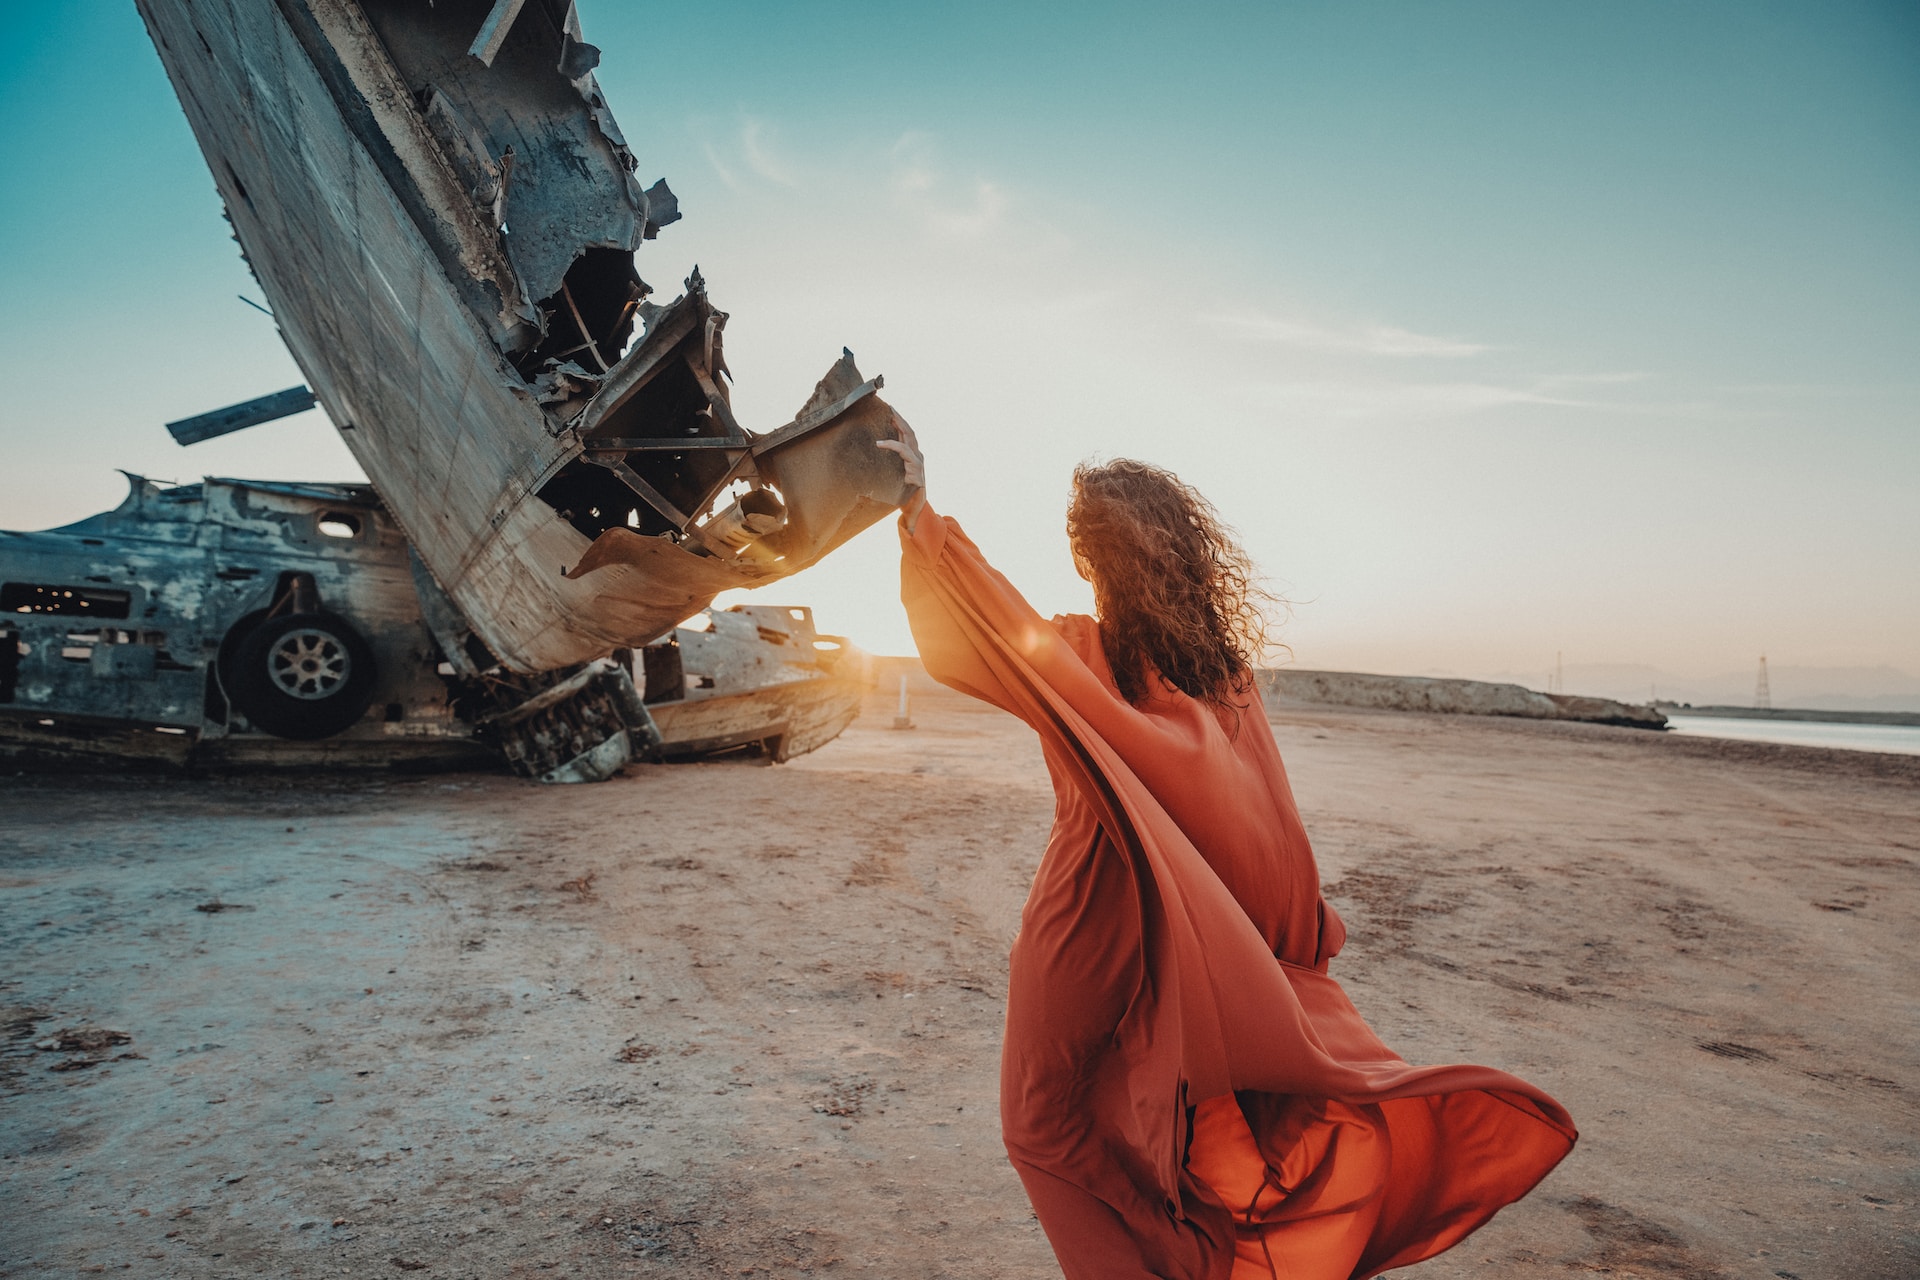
226;611;378;740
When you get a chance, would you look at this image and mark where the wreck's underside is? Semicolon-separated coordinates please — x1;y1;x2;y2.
136;0;908;674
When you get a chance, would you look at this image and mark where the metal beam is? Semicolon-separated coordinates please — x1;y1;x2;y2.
583;437;750;452
467;0;528;67
581;455;692;530
750;377;883;457
166;386;318;446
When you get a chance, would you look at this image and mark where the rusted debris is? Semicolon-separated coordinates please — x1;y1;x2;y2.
34;1027;136;1072
34;1028;133;1054
812;1076;875;1118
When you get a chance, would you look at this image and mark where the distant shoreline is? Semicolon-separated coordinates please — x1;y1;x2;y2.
1657;704;1920;727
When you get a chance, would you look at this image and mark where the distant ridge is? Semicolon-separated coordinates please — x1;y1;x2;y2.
1262;670;1665;730
1659;704;1920;728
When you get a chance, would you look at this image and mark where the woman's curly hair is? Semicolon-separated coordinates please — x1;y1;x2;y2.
1067;459;1277;709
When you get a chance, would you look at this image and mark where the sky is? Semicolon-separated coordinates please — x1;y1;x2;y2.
1;2;1915;698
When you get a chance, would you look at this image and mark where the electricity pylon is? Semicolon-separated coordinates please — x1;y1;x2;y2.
1754;655;1771;710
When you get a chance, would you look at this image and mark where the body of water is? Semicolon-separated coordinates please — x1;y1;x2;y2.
1664;715;1920;757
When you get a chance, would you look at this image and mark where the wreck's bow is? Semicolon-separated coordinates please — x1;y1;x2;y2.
136;0;908;674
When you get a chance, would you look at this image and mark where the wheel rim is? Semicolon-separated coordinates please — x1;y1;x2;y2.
266;627;351;700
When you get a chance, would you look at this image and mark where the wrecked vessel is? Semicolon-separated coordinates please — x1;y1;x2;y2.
117;0;909;776
0;475;870;779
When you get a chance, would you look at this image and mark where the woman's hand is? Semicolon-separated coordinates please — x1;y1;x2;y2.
876;414;928;530
876;414;925;490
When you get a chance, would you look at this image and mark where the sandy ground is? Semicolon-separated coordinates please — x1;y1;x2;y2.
2;687;1916;1279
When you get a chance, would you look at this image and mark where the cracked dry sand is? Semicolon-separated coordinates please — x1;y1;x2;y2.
2;687;1916;1278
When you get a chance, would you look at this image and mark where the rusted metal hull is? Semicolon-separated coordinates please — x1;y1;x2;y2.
649;679;868;763
134;0;908;674
641;603;871;763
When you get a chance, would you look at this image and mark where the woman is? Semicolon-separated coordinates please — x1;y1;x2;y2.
877;422;1575;1280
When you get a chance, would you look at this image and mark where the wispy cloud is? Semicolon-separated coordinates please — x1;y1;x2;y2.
926;179;1008;238
740;119;799;187
890;132;938;195
698;117;799;191
1200;312;1663;418
1535;371;1648;389
888;132;1010;239
702;140;742;192
1204;309;1491;358
1236;378;1589;420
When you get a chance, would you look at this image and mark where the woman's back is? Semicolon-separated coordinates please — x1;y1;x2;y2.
1049;611;1335;969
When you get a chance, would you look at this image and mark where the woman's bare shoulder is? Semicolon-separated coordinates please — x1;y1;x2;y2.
1048;612;1099;651
1049;614;1126;697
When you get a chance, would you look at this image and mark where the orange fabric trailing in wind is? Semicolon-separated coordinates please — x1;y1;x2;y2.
899;505;1576;1280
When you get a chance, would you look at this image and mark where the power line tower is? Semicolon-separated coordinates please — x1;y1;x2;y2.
1754;654;1771;710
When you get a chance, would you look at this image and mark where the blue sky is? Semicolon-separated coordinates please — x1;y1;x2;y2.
1;2;1914;689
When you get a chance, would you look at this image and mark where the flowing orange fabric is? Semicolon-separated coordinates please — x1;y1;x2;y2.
899;505;1575;1280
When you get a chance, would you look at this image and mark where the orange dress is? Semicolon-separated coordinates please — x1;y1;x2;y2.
899;505;1576;1280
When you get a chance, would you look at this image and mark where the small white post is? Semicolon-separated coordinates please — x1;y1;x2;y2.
891;674;914;730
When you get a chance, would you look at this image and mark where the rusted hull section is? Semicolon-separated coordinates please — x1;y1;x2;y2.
642;605;872;763
135;0;909;673
649;679;868;764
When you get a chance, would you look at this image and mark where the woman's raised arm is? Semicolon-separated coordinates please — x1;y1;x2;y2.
877;418;1074;720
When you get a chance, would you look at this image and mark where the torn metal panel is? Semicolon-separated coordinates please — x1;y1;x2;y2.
357;0;674;343
750;360;917;570
136;0;907;676
545;290;911;648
